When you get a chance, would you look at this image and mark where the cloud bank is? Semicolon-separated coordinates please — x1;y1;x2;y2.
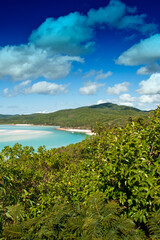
0;44;83;81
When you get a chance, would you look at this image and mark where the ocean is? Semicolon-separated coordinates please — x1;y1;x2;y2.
0;125;87;151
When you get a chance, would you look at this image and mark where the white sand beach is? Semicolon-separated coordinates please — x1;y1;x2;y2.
56;127;95;135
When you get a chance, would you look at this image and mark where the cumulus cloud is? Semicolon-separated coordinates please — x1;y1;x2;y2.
137;63;160;75
107;82;130;95
29;0;157;56
116;34;160;66
3;80;31;97
83;69;112;80
117;15;157;34
14;80;31;91
29;12;95;55
96;95;136;107
119;102;134;107
24;81;68;95
137;73;160;95
96;93;159;110
87;0;126;26
3;81;68;97
87;0;157;34
3;88;10;97
96;99;107;105
95;70;112;80
107;93;136;107
119;93;136;102
96;99;112;105
79;81;105;95
0;44;83;81
83;70;97;78
0;0;157;82
139;94;160;104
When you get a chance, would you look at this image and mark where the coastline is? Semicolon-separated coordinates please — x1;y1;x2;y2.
56;127;95;136
0;124;95;135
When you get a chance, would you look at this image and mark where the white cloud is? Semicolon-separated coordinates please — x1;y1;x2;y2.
137;63;160;75
107;82;130;95
96;94;159;110
24;81;68;95
116;34;160;66
95;70;112;80
3;81;68;97
14;80;31;92
0;44;83;81
83;70;97;78
120;102;134;107
137;73;160;95
79;81;105;95
35;110;50;114
96;95;135;107
3;88;9;96
117;15;157;34
113;93;136;107
96;99;107;105
29;12;95;55
29;0;157;57
83;69;112;80
119;93;136;102
87;0;157;34
0;0;157;84
96;99;112;105
139;94;160;104
3;80;32;97
87;0;126;26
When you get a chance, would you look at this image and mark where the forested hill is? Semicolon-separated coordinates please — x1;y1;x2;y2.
0;102;149;128
1;107;160;239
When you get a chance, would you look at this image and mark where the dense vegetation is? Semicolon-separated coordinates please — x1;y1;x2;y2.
0;103;149;128
0;107;159;239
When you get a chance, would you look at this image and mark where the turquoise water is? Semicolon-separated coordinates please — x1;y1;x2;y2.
0;125;87;151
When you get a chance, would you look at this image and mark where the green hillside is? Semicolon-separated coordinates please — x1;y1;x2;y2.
0;107;159;239
0;103;150;128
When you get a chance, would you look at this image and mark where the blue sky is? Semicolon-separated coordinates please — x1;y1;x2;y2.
0;0;160;114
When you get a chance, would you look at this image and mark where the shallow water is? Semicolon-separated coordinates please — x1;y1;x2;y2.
0;125;87;151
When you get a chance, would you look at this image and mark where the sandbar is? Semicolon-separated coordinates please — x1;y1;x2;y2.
0;129;52;142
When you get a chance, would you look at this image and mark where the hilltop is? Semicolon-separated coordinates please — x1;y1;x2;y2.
0;103;150;128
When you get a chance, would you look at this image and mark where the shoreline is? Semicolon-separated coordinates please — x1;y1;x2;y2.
0;124;95;135
56;127;95;136
0;123;58;127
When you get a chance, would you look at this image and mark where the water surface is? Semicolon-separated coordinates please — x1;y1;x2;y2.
0;125;87;151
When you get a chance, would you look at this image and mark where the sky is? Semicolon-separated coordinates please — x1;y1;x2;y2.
0;0;160;114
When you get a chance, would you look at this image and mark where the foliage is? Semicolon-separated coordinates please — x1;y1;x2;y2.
148;209;160;239
3;194;145;240
0;106;160;239
0;102;149;128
